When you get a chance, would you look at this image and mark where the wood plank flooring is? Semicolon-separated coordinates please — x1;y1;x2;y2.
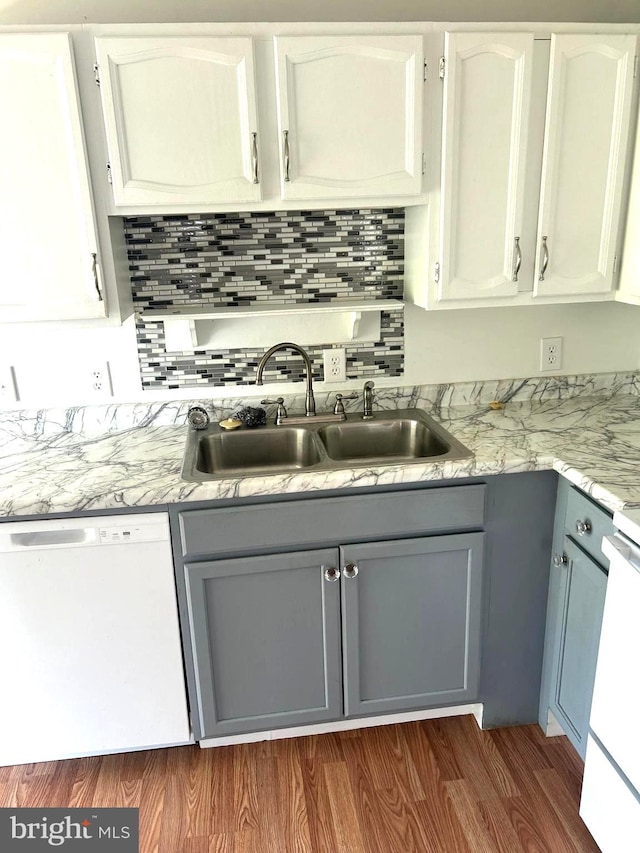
0;715;599;852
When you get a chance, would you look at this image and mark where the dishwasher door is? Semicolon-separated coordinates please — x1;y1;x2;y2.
0;513;191;766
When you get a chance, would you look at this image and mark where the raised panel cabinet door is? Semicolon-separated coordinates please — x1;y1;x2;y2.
184;549;342;738
95;36;261;206
438;32;534;302
552;538;607;757
0;33;104;321
340;533;484;717
533;34;636;298
274;34;423;200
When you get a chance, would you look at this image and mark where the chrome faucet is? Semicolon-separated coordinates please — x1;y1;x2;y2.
255;342;316;417
363;380;375;419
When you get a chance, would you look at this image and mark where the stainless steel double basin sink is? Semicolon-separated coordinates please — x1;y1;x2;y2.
181;409;472;481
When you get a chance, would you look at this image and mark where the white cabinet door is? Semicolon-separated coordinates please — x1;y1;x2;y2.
438;32;534;302
274;35;423;201
533;34;636;298
95;36;261;206
0;33;105;322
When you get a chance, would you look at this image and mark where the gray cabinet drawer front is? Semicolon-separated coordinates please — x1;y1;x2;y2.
178;485;486;557
565;487;614;565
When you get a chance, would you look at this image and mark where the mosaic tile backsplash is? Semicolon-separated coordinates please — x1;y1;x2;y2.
127;209;405;389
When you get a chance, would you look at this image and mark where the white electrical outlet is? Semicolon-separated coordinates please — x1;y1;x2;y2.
88;362;113;396
0;365;18;403
540;337;563;372
323;348;347;383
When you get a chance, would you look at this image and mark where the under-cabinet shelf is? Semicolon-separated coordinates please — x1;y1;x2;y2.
139;300;404;352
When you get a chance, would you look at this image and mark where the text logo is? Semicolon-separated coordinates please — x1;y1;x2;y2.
0;808;138;851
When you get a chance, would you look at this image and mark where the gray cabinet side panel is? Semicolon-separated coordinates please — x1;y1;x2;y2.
538;475;572;730
480;471;558;728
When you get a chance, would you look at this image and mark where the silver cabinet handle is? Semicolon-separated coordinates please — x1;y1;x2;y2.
251;132;259;184
552;553;568;568
576;520;592;537
91;253;103;302
512;236;522;282
324;566;340;582
283;130;290;182
538;236;549;281
343;563;359;579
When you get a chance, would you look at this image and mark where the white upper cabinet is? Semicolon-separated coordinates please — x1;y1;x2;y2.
0;33;105;322
273;35;423;201
534;34;636;298
94;36;261;206
422;30;636;309
438;32;534;301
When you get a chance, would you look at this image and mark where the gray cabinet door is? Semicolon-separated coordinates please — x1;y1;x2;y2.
551;538;607;757
340;533;484;717
185;548;342;737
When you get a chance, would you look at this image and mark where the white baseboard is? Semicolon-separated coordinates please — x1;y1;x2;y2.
543;709;567;738
198;703;483;749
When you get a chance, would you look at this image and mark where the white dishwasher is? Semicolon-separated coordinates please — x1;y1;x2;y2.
0;512;192;767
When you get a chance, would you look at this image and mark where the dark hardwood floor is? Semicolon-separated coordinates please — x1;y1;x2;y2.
0;715;599;852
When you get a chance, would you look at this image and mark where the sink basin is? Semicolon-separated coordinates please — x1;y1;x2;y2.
318;418;449;462
192;427;324;476
182;409;472;482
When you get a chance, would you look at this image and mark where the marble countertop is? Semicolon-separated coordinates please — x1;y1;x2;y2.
1;386;639;518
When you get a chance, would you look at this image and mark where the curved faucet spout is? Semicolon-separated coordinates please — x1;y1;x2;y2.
255;341;316;416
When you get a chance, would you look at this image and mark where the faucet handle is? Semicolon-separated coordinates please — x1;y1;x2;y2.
334;392;358;416
261;397;287;425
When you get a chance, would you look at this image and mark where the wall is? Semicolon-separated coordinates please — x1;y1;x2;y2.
2;299;639;407
1;0;640;407
1;0;640;24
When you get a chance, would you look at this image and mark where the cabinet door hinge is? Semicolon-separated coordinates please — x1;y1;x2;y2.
422;153;426;175
634;55;639;78
93;62;100;86
106;162;113;184
423;60;428;81
439;57;446;80
434;261;441;283
613;255;618;274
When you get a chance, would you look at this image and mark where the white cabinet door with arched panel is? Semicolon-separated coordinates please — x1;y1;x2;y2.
95;36;262;207
438;32;534;303
533;34;636;299
0;33;105;322
274;35;423;201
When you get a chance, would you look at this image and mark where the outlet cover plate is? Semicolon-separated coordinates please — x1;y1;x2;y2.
323;348;347;383
540;337;563;372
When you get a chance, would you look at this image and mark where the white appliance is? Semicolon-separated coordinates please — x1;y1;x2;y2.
580;511;640;850
0;512;192;766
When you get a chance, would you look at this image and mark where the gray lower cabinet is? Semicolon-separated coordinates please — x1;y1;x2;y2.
551;539;607;748
173;474;558;741
341;534;484;717
185;532;483;738
539;478;612;758
185;549;343;737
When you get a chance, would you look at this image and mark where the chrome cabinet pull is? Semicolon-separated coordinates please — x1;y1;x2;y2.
512;236;522;282
552;553;568;568
251;132;259;184
91;253;103;302
324;566;340;582
538;236;549;281
343;563;359;579
576;519;592;537
283;130;290;182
